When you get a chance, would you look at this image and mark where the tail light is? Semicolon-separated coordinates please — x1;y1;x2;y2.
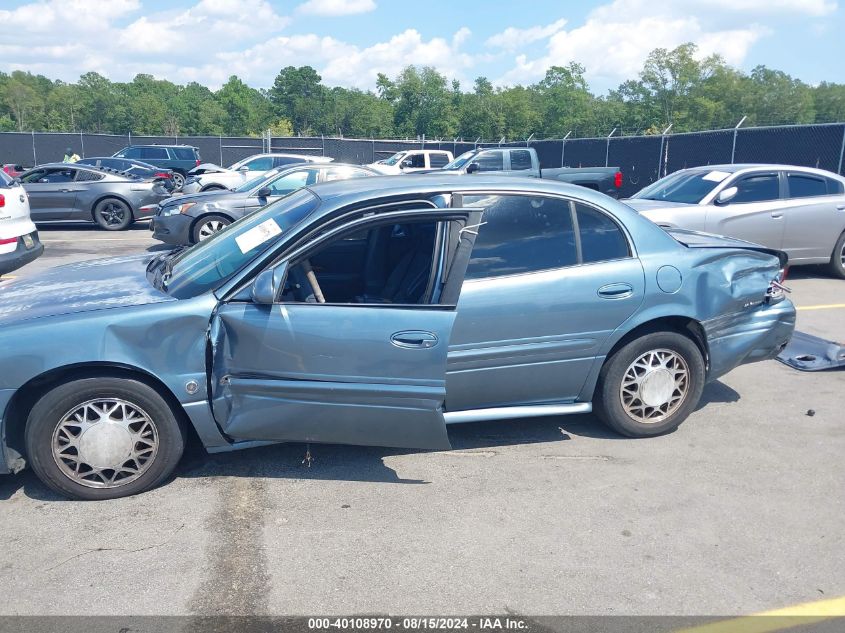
154;172;172;179
614;171;623;188
195;159;201;166
0;194;4;208
766;266;791;304
0;237;17;245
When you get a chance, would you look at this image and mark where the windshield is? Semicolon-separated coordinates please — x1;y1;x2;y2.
235;169;280;193
161;189;320;299
443;150;477;171
381;152;406;166
632;169;732;204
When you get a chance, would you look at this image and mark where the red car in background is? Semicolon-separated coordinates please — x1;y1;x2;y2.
2;164;26;179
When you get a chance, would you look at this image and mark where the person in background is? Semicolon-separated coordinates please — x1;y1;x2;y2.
63;147;80;163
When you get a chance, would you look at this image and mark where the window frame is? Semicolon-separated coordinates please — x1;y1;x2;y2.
456;191;635;282
785;171;835;199
722;171;782;205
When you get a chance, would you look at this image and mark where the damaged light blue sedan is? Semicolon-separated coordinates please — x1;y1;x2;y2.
0;176;795;499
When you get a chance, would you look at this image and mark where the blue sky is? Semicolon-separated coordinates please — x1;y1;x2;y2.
0;0;842;92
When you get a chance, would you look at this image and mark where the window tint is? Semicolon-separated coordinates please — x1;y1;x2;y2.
408;153;426;168
273;156;303;167
172;147;197;160
787;174;827;198
267;169;318;195
826;177;845;194
474;151;504;172
75;169;104;182
28;167;75;183
510;150;532;171
140;147;169;160
244;157;273;171
429;153;450;168
731;174;780;203
576;203;629;263
121;147;141;159
462;194;576;279
324;167;374;181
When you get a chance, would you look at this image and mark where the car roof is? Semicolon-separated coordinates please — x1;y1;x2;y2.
681;163;845;180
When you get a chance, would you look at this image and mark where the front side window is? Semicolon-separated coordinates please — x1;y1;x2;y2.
23;167;75;183
462;194;577;279
120;147;141;159
730;173;780;203
787;173;827;198
510;150;532;171
273;156;304;167
244;157;273;171
382;152;406;166
408;154;426;168
266;169;319;195
474;151;504;172
323;167;375;182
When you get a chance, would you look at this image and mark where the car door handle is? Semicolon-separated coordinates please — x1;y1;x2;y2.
391;330;438;349
59;188;73;193
836;204;845;211
771;211;783;218
597;283;634;299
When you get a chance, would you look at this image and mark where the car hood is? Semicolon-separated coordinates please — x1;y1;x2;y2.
622;199;699;213
163;189;241;206
190;163;234;175
0;253;175;326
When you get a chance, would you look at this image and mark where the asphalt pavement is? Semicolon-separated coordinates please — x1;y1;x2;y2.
0;222;843;617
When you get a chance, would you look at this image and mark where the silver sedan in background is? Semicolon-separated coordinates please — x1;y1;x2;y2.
625;164;845;278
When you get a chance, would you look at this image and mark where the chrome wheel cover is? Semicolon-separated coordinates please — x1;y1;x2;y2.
620;349;690;424
197;219;225;240
51;399;159;489
840;241;845;267
171;173;185;188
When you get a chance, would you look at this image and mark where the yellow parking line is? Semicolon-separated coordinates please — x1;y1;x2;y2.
796;303;845;311
674;595;845;633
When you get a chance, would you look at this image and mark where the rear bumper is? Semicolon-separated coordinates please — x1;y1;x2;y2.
0;231;43;276
704;299;797;381
151;213;193;246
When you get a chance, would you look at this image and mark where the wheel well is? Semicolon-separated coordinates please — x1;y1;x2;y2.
3;363;201;465
200;184;225;192
90;194;134;222
605;316;709;369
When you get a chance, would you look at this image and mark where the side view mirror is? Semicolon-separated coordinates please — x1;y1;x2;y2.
400;159;413;169
238;165;250;171
251;263;288;305
256;186;272;198
466;162;480;174
715;186;738;205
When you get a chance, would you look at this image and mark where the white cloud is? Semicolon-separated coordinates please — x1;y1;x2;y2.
296;0;376;16
485;19;567;51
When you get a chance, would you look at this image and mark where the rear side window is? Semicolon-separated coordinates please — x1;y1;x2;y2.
0;170;13;187
826;177;845;194
462;194;576;279
787;173;827;198
172;147;198;161
510;150;532;171
75;169;104;182
474;151;504;172
731;174;780;203
429;153;450;168
575;203;629;263
140;147;169;160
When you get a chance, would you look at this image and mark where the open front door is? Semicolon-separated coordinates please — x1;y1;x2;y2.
209;208;481;450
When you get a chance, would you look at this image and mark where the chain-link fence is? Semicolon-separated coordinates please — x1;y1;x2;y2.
2;123;845;198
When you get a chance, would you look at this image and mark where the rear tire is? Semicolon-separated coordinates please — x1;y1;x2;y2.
93;198;133;231
827;231;845;279
192;214;231;243
171;171;185;189
24;378;185;500
594;331;705;437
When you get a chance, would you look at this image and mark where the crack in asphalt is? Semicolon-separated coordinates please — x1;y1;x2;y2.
188;476;271;617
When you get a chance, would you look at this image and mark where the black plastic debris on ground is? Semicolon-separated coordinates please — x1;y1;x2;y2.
777;331;845;371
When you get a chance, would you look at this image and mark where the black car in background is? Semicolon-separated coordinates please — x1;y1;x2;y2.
76;157;175;191
112;145;201;189
19;163;170;230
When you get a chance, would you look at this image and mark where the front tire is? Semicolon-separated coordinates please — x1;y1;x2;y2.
24;378;185;500
594;331;705;437
192;214;231;243
93;198;133;231
171;171;186;189
827;231;845;279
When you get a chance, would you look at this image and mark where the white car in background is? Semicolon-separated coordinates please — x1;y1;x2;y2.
182;153;333;193
0;170;43;276
368;149;454;174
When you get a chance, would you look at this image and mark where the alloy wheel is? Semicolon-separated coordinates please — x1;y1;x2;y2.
51;398;159;489
197;219;226;240
99;202;127;226
619;349;690;424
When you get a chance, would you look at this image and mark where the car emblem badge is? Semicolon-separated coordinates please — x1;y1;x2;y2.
19;194;25;203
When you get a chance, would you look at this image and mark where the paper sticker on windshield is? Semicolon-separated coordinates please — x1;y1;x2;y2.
702;170;731;182
235;219;282;254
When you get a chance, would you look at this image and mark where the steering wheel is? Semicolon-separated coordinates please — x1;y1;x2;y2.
301;258;326;303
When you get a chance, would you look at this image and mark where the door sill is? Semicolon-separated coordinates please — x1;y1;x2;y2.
444;402;592;424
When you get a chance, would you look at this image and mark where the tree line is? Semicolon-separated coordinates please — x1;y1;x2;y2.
1;43;843;140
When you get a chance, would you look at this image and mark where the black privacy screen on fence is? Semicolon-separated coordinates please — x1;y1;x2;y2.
2;124;845;196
